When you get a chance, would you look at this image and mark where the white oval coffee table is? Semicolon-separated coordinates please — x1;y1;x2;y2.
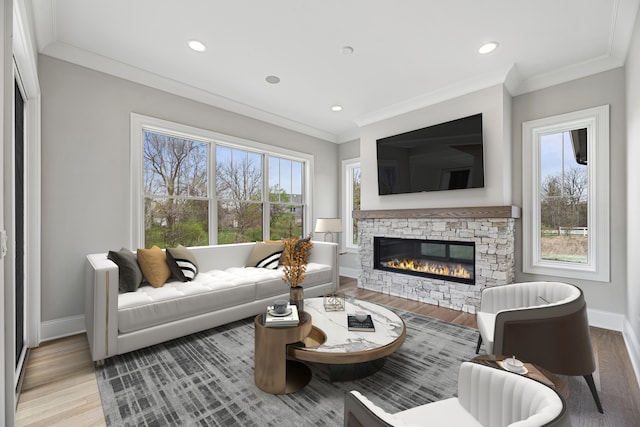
287;297;406;380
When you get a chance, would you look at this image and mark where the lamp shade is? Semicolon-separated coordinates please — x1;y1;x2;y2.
314;218;342;233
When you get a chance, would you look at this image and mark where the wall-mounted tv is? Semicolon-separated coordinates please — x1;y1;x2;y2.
376;113;485;195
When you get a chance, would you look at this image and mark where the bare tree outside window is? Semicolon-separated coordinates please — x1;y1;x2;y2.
539;130;588;263
268;157;304;239
143;131;209;248
216;146;263;243
134;115;310;249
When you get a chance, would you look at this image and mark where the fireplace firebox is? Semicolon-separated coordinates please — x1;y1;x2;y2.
374;237;475;285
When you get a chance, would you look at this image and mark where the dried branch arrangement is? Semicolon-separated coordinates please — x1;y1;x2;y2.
281;237;313;288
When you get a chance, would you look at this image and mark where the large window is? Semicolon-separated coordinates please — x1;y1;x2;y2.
522;105;609;281
343;159;361;250
131;114;312;248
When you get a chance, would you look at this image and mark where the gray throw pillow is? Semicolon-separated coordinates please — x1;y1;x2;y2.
166;245;199;281
107;248;143;292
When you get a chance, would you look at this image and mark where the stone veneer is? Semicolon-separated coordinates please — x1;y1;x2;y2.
358;216;516;314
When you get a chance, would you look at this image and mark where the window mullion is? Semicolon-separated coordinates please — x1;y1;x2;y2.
263;154;269;240
210;141;217;245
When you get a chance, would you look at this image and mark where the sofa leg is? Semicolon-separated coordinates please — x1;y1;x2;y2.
584;374;604;414
475;333;482;354
94;359;105;368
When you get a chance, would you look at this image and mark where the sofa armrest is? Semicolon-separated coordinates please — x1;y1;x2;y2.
85;253;119;362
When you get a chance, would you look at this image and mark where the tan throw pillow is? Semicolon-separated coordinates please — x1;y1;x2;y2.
246;242;285;268
137;245;172;287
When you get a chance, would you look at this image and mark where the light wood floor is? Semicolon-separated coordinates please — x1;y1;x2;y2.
16;278;640;426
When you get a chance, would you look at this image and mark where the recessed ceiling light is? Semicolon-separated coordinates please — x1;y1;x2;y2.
478;42;499;54
331;105;343;112
341;46;354;55
265;75;281;84
188;40;206;52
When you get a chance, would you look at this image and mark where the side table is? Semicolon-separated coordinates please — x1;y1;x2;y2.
254;311;313;394
472;354;569;400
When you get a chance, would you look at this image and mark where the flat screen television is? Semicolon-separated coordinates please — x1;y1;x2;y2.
376;113;485;195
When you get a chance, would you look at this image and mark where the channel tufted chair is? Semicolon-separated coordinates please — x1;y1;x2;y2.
475;281;602;413
344;361;570;427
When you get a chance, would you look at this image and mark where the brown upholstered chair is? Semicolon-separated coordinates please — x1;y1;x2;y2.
476;281;603;413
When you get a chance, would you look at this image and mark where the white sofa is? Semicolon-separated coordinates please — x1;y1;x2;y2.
345;361;570;427
85;241;338;363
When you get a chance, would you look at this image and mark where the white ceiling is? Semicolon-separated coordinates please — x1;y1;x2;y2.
29;0;640;143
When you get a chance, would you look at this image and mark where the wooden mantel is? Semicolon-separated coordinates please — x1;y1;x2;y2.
352;205;521;220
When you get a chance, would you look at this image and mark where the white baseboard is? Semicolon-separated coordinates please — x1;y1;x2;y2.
339;267;361;279
587;308;625;331
623;320;640;391
40;315;86;342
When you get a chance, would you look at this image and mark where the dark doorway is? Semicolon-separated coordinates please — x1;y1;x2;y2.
15;80;25;369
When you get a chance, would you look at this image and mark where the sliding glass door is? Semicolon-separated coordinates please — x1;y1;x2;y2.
14;79;26;386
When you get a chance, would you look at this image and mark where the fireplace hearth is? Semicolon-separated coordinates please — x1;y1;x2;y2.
374;237;475;285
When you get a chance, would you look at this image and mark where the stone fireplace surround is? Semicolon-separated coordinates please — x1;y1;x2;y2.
353;206;520;314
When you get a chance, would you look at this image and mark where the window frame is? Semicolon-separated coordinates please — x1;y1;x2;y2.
342;158;361;251
131;113;313;248
522;105;610;282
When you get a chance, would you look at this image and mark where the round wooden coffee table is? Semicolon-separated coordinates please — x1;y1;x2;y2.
288;298;406;380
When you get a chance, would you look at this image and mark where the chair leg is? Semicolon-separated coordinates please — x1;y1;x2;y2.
583;374;604;414
475;333;482;354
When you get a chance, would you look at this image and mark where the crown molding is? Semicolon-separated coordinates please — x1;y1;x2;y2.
40;41;340;143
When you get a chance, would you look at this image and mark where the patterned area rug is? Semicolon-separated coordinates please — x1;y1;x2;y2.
95;308;478;426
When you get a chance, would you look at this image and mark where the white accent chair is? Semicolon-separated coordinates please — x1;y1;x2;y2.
344;361;570;427
475;281;602;413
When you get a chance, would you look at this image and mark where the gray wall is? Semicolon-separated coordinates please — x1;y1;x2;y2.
511;68;627;314
626;11;640;355
39;55;338;324
359;84;513;211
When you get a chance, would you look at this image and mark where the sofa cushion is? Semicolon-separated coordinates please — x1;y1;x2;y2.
166;245;199;281
246;242;285;267
117;270;256;333
136;245;172;287
224;263;333;300
107;248;143;293
395;398;482;427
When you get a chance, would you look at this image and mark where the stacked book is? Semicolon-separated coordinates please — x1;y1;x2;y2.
264;304;300;328
347;314;375;332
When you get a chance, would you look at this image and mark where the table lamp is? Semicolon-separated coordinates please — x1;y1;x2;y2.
314;218;342;242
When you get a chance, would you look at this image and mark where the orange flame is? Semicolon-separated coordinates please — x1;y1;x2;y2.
384;258;472;279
